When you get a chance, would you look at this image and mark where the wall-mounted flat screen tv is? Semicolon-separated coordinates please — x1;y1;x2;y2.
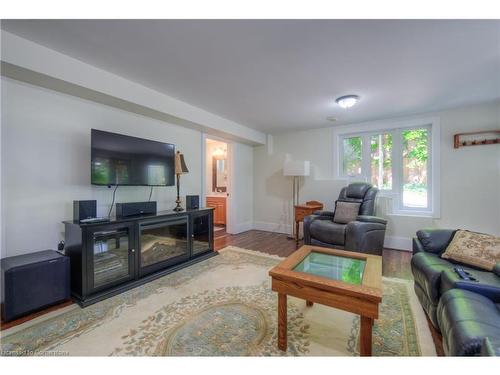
91;129;175;186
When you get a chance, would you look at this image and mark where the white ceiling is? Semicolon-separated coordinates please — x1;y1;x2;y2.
2;20;499;134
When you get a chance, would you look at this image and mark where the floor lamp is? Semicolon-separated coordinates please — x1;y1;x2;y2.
283;159;310;238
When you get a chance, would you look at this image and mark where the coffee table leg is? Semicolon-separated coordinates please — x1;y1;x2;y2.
306;300;314;307
278;293;287;351
360;316;373;356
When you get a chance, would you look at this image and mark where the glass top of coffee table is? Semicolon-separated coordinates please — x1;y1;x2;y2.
293;251;366;285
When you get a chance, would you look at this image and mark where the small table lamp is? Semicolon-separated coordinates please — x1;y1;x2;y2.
174;151;189;212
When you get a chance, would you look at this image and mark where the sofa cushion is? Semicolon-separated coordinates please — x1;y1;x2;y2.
441;230;500;271
309;220;346;246
437;289;500;356
333;201;360;224
411;252;455;305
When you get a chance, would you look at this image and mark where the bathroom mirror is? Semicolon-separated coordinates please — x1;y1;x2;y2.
212;156;227;192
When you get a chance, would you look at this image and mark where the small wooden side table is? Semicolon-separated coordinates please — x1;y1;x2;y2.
294;200;323;244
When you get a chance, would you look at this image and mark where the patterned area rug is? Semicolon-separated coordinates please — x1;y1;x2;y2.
0;247;436;356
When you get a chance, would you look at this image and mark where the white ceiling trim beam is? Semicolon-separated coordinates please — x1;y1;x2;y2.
0;31;266;146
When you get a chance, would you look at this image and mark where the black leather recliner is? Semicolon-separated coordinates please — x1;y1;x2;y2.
411;229;500;356
303;182;387;255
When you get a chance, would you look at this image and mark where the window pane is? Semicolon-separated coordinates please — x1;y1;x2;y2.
402;128;429;208
342;137;362;176
370;134;392;189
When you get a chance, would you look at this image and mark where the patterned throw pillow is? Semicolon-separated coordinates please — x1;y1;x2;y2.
333;201;361;224
441;230;500;271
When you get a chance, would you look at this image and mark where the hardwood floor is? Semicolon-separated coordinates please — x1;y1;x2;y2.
1;229;443;355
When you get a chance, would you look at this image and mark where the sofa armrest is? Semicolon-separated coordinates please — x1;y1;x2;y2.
416;229;457;255
413;237;426;255
345;220;387;255
356;215;387;225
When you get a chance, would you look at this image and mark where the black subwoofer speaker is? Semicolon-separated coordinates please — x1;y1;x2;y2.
1;250;70;322
186;195;199;210
73;200;97;222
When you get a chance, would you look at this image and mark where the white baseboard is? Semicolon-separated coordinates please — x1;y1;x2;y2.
384;236;412;251
228;221;254;234
253;221;292;235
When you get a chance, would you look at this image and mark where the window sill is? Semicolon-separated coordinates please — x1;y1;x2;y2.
387;212;439;219
377;191;396;198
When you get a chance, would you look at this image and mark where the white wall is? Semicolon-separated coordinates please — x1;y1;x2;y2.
2;77;498;256
1;77;257;257
1;77;205;256
253;101;500;249
0;77;3;259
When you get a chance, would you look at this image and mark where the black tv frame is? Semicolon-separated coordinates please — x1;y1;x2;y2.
90;129;176;187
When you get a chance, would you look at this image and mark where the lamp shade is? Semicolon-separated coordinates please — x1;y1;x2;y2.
283;160;310;176
175;151;189;174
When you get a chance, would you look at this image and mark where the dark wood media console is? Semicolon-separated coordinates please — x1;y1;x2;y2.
64;208;215;307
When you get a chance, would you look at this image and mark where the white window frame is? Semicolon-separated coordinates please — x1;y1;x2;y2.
334;117;440;218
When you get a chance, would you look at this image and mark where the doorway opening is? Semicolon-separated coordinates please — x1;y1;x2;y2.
204;137;230;238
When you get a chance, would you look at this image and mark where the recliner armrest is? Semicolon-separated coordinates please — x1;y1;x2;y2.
314;210;335;217
345;220;387;255
303;214;320;245
356;215;387;225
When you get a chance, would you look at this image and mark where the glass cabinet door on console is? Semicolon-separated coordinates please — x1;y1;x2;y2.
139;217;190;276
87;223;135;293
191;211;213;257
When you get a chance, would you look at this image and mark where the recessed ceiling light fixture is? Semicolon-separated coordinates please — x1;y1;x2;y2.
336;95;360;109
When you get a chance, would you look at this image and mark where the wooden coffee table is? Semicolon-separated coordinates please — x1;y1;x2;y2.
268;245;382;356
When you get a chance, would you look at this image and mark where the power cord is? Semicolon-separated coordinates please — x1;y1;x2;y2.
148;186;154;201
108;184;119;218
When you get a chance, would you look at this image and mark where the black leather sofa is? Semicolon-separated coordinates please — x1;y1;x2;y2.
411;229;500;356
303;182;387;255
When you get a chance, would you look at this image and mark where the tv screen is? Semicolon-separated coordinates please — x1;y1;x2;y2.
91;129;175;186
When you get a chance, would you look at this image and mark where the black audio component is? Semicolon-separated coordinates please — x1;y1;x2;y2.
1;250;70;322
186;195;200;210
115;201;157;218
73;200;97;222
